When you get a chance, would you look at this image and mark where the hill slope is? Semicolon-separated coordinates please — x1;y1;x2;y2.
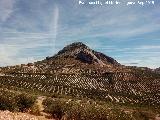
0;42;160;119
155;67;160;74
1;42;128;74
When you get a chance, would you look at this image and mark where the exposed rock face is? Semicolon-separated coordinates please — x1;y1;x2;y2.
56;42;119;66
94;52;119;65
57;42;89;55
76;49;106;67
76;50;94;64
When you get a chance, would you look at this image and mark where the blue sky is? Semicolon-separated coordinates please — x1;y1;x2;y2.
0;0;160;68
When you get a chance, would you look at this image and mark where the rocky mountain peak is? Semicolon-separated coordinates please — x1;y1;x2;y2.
57;42;90;55
55;42;119;67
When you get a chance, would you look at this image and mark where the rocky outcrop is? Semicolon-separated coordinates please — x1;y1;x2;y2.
56;42;119;66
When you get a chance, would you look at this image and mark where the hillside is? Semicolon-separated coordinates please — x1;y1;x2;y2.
0;42;160;120
0;42;132;74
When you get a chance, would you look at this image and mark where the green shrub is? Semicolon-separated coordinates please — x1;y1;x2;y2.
132;110;155;120
16;93;36;112
30;103;41;115
0;90;18;111
0;96;17;111
43;98;133;120
43;98;65;119
0;90;36;112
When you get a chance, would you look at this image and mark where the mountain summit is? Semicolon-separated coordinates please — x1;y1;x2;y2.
56;42;119;66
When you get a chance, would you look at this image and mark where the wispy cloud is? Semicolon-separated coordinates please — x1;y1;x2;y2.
0;0;160;68
0;44;36;66
0;0;15;22
135;45;160;50
50;4;59;52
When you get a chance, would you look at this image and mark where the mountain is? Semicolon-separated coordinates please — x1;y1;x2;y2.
56;42;119;65
1;42;128;74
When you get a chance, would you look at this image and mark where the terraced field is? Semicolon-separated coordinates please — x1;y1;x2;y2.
0;72;160;108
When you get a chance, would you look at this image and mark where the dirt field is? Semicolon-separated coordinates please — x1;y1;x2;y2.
0;110;54;120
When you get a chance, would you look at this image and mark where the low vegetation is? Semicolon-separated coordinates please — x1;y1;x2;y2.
42;97;158;120
0;86;159;120
0;89;36;112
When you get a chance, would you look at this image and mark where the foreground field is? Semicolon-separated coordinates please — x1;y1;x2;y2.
0;110;52;120
0;87;160;120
